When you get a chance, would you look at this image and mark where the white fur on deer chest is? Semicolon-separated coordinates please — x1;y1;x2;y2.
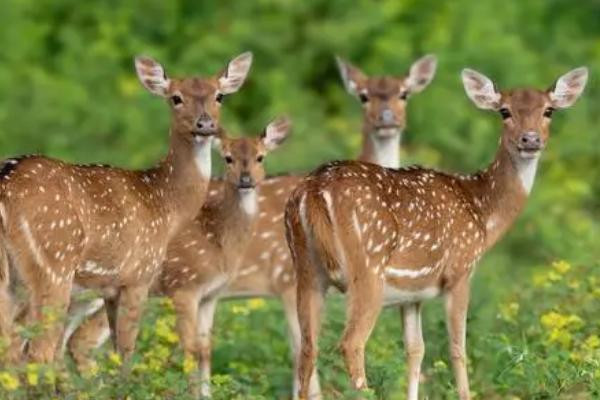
193;137;213;179
371;131;401;169
515;154;539;194
239;189;257;215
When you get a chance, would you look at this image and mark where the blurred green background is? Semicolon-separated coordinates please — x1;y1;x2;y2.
0;0;598;398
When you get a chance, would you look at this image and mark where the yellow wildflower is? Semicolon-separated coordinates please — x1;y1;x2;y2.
552;260;571;274
247;298;266;310
532;272;550;288
108;351;122;366
81;361;99;379
231;305;249;315
183;355;197;375
546;270;561;282
0;371;20;391
547;329;572;348
540;311;584;330
433;360;447;371
155;318;179;344
583;335;600;350
26;363;40;386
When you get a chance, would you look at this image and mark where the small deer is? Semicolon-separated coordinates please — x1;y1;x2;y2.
0;51;253;364
285;66;587;400
65;55;437;398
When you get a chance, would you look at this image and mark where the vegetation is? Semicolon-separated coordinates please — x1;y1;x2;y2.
0;0;598;398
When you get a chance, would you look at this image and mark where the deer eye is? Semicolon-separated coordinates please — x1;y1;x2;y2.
358;93;369;104
171;95;183;106
499;108;511;119
216;93;224;103
256;155;264;163
543;107;554;118
399;91;409;100
224;156;233;164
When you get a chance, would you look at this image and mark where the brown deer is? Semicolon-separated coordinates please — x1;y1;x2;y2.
159;118;290;397
0;51;253;364
284;66;588;400
65;54;437;398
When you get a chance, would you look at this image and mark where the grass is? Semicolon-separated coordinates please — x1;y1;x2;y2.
1;258;598;399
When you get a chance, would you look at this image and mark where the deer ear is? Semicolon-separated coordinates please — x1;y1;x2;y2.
461;68;501;110
218;51;253;95
336;56;367;96
262;117;291;151
135;56;170;97
549;67;588;109
405;54;437;94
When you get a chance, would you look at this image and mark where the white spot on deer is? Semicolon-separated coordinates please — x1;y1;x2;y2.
19;217;47;268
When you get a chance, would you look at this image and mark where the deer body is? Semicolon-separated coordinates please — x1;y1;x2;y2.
286;67;588;400
0;52;253;364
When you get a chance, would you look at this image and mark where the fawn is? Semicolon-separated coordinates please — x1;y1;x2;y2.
285;66;587;399
0;51;253;364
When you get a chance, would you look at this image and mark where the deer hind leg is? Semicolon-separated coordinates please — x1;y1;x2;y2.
196;297;217;398
289;222;327;400
115;284;149;363
281;287;321;400
0;271;18;364
401;303;425;400
68;306;110;373
340;259;383;392
445;276;471;400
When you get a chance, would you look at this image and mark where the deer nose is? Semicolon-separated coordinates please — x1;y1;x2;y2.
196;116;217;135
239;174;254;188
379;109;395;125
519;132;541;148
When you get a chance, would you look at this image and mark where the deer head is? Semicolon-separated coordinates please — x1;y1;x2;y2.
336;55;437;138
462;67;588;161
217;117;291;192
135;52;253;143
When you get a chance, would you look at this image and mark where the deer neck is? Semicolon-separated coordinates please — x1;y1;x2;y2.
215;185;259;249
147;128;213;230
358;128;401;169
463;140;541;248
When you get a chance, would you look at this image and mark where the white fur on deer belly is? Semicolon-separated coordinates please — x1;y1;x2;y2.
383;284;439;306
197;274;229;300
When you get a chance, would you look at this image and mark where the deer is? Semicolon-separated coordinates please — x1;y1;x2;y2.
0;51;253;365
284;66;588;400
64;54;437;398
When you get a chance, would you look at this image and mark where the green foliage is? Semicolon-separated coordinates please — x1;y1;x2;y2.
0;0;598;398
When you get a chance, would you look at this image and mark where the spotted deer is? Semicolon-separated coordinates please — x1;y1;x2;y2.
0;51;253;364
65;54;437;398
285;66;588;400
